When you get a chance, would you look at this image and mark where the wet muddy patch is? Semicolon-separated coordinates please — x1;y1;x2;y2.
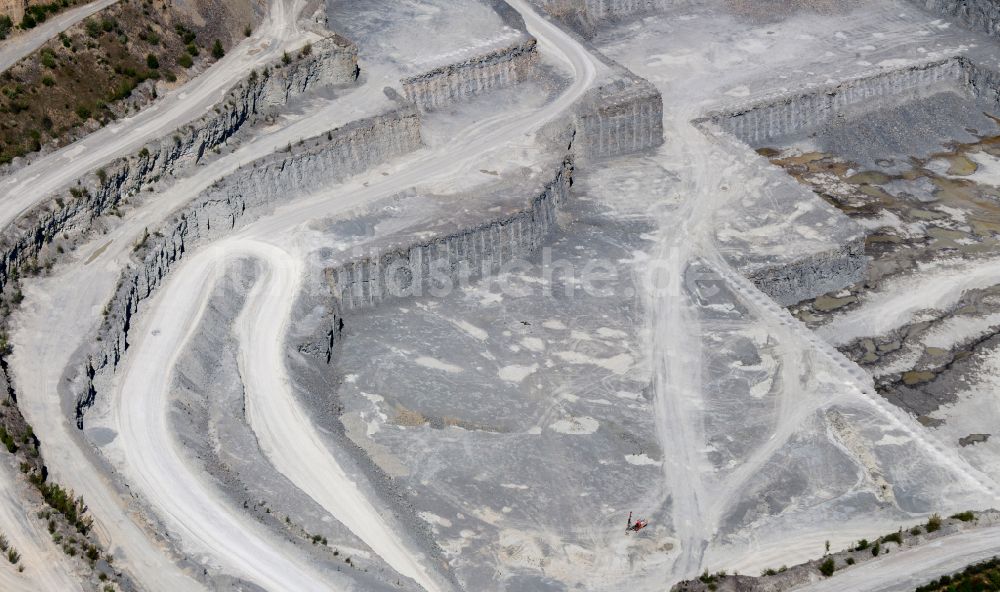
763;98;1000;435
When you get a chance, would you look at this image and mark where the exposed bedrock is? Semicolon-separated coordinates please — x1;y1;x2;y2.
917;0;1000;39
0;33;359;297
327;157;573;312
541;0;674;36
700;57;1000;304
401;38;539;110
747;237;867;307
81;107;421;421
704;58;966;147
574;70;664;160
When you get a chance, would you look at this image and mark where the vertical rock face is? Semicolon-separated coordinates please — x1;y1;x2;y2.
542;0;674;36
79;107;421;421
328;158;573;312
705;58;964;147
917;0;1000;39
703;56;1000;305
748;237;867;306
0;34;359;297
401;38;538;110
575;73;664;160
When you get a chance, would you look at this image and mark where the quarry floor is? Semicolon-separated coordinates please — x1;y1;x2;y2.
4;1;1000;592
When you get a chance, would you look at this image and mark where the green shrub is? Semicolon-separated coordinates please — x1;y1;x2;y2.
40;49;56;68
84;18;101;37
0;426;17;453
100;17;114;32
881;531;902;545
146;53;158;69
20;13;36;29
951;511;975;522
0;15;12;39
871;542;881;557
177;53;192;68
211;39;224;59
855;539;869;551
845;557;855;566
819;557;835;577
927;514;942;533
41;76;55;86
75;104;90;120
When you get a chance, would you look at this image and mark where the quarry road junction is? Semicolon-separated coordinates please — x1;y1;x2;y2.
3;1;1000;592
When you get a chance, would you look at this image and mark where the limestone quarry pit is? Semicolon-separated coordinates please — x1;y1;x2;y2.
1;1;1000;592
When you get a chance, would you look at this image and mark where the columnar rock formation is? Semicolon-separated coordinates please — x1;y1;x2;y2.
401;38;538;110
575;71;664;160
542;0;672;36
327;158;573;311
701;56;1000;304
81;107;421;420
704;58;964;146
0;34;359;297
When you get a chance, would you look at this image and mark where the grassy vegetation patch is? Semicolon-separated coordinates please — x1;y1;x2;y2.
0;0;232;165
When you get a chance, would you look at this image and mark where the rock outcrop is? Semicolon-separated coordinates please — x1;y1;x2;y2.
705;57;964;147
541;0;672;36
916;0;1000;39
82;107;421;421
327;158;573;311
0;34;359;297
574;70;664;160
746;237;867;306
401;37;538;110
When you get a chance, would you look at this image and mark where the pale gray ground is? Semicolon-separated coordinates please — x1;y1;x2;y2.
8;1;1000;591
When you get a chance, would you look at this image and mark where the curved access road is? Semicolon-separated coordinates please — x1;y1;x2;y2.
97;0;603;589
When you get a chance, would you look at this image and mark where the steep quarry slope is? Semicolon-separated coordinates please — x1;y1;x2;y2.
0;0;319;250
581;0;1000;584
3;0;604;590
11;0;1000;591
330;0;543;109
0;3;356;590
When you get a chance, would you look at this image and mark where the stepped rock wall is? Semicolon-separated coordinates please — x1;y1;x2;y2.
81;107;421;421
574;71;663;160
327;158;573;312
0;34;359;296
704;58;965;147
401;38;538;110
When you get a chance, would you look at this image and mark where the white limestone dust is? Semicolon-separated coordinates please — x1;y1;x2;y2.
520;336;545;351
415;356;464;373
450;318;489;341
625;453;662;466
498;363;539;383
554;350;634;375
548;416;599;435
